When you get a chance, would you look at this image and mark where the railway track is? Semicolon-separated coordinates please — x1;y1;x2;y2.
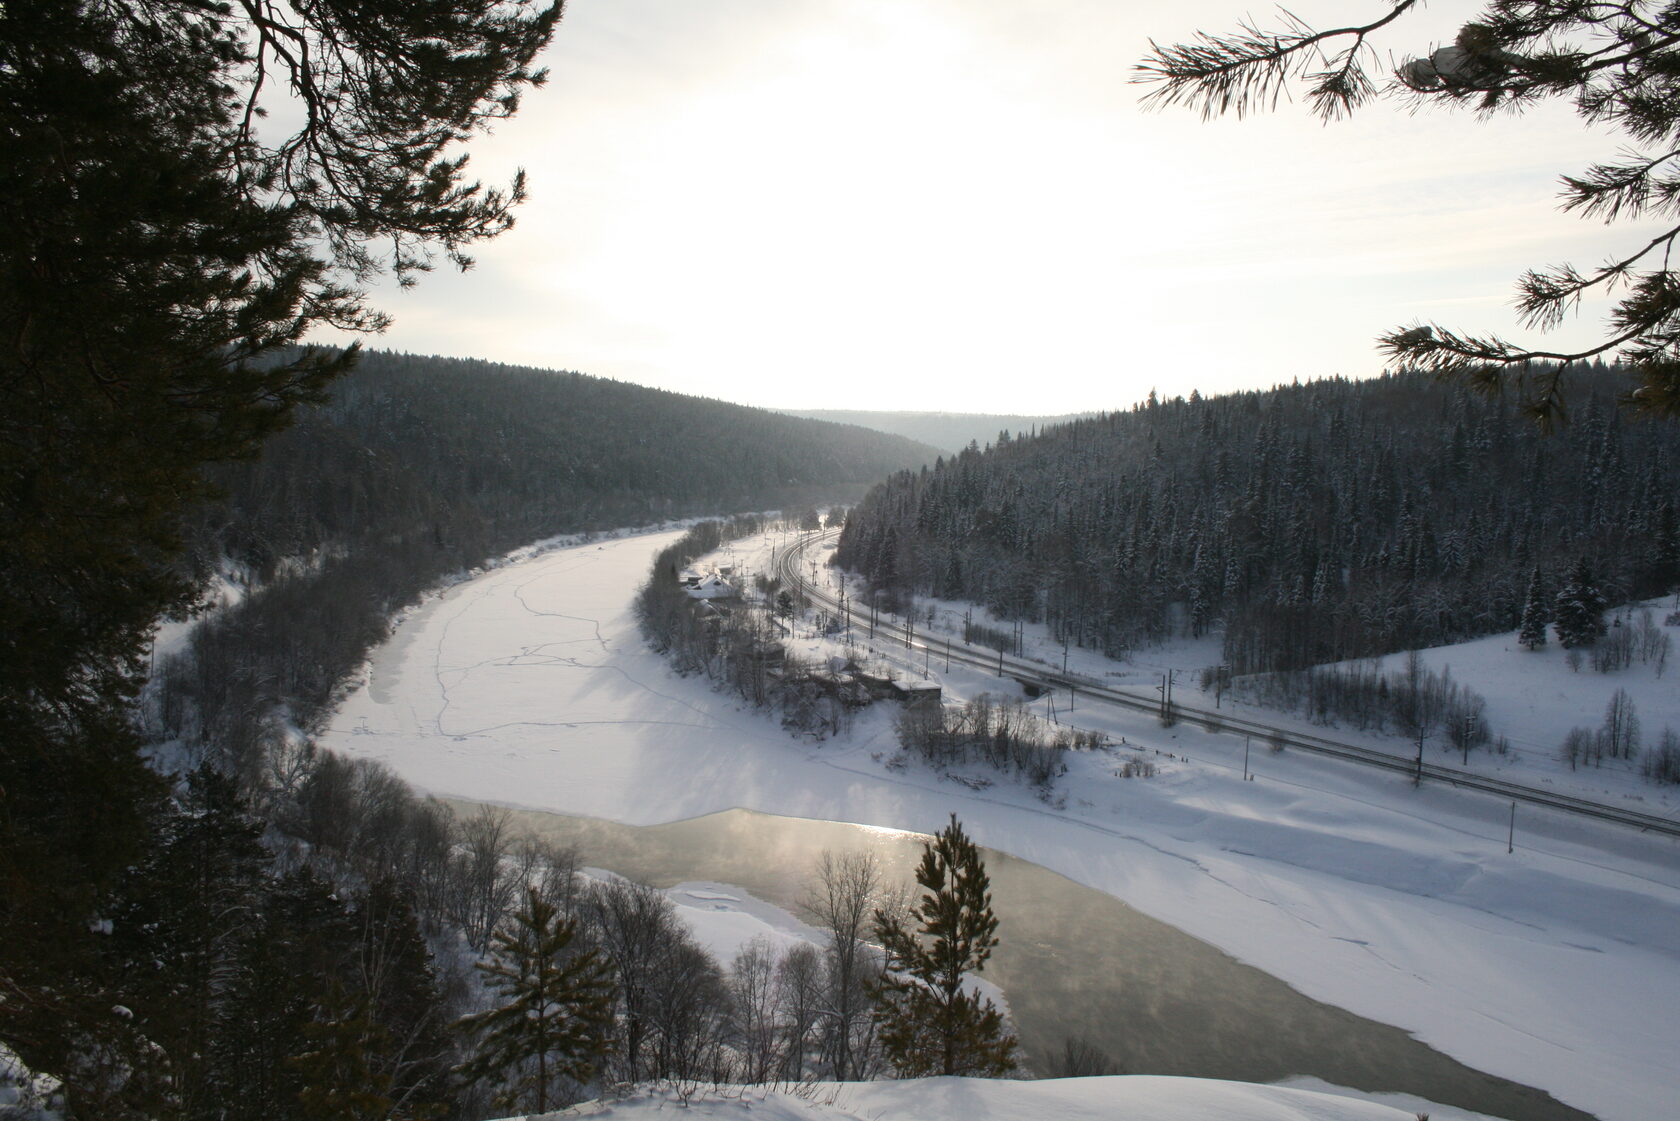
774;529;1680;839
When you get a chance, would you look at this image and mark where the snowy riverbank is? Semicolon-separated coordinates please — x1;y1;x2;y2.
320;528;1680;1121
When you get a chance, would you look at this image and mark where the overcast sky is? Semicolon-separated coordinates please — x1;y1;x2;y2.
314;0;1655;415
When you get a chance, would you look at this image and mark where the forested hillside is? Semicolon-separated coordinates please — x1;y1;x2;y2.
835;368;1680;674
185;350;933;584
157;349;935;767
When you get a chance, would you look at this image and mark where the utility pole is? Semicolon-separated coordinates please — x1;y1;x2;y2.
1414;729;1425;788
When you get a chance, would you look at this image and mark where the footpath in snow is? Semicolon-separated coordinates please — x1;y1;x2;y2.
320;528;1680;1121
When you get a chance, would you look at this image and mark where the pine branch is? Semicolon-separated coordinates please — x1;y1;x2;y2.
1560;147;1680;222
1134;3;1421;121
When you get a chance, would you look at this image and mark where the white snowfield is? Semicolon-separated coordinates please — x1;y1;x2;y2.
321;529;1680;1121
511;1077;1439;1121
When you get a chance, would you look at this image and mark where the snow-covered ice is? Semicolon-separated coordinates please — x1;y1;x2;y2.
321;528;1680;1121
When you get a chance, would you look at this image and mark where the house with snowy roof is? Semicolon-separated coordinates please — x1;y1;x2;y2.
684;572;739;600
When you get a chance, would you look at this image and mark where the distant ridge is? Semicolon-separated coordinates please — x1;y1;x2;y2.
779;408;1095;454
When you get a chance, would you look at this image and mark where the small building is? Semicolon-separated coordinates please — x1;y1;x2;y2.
852;672;942;710
684;572;738;600
898;683;943;712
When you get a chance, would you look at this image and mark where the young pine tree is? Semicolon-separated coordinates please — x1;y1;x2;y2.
871;815;1017;1078
1554;558;1608;649
457;886;614;1113
1518;567;1550;650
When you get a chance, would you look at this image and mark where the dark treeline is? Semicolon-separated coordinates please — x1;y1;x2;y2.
54;745;913;1119
836;367;1680;674
183;349;935;586
153;349;933;772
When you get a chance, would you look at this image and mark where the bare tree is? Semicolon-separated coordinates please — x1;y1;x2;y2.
802;851;883;1080
1560;726;1593;771
580;876;729;1085
727;937;783;1084
645;939;728;1084
1644;727;1680;784
1634;610;1671;674
579;877;670;1084
775;942;824;1081
449;807;521;953
1600;688;1642;761
509;836;581;917
1045;1035;1121;1078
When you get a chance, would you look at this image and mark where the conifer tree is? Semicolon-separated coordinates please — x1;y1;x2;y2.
458;886;614;1114
1554;557;1608;648
105;768;269;1119
290;990;398;1121
870;815;1017;1078
1518;567;1551;650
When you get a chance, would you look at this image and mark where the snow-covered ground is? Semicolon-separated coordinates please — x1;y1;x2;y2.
320;527;1680;1121
821;543;1680;818
505;1077;1478;1121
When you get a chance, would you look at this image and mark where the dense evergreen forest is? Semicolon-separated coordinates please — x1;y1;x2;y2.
185;349;934;585
156;348;934;775
835;367;1680;674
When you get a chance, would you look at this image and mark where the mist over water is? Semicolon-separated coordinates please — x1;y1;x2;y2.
475;803;1594;1121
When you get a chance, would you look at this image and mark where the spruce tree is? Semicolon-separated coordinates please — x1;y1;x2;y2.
458;886;614;1113
1518;567;1551;650
208;868;366;1121
289;990;397;1121
105;768;269;1119
1555;558;1609;649
871;815;1017;1078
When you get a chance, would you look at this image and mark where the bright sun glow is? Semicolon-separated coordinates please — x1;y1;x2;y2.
318;0;1656;414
